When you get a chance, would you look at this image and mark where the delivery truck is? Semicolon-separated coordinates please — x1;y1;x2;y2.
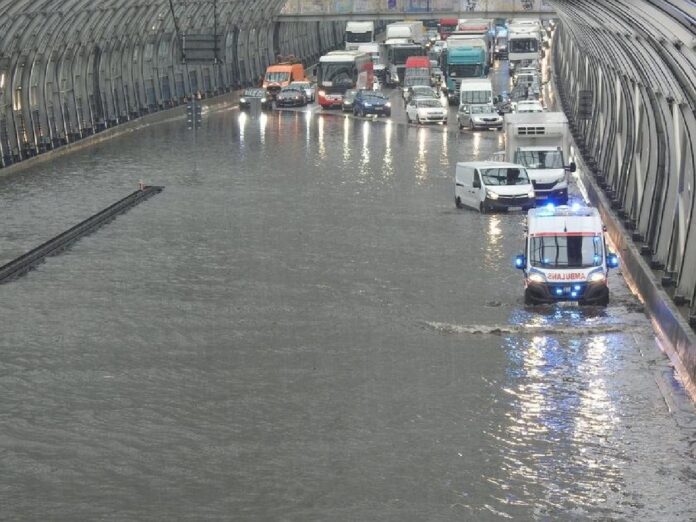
499;112;576;205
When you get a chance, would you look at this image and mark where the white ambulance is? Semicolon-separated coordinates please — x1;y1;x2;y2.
514;204;619;305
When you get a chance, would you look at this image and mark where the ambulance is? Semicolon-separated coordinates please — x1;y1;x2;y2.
514;204;619;305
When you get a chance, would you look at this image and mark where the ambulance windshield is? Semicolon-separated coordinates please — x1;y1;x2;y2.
530;235;603;268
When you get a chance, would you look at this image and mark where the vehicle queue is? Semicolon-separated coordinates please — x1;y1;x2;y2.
238;17;619;306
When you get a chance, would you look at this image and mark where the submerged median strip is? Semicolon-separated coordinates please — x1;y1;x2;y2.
0;185;164;284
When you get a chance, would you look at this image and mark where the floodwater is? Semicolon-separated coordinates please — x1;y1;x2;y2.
1;62;695;521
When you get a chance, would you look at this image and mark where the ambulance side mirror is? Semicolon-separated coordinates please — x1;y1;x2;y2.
606;253;619;269
566;161;577;173
515;254;526;270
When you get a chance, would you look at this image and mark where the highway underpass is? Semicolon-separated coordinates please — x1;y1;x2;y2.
1;0;696;520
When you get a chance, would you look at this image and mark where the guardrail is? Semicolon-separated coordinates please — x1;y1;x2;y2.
0;185;164;284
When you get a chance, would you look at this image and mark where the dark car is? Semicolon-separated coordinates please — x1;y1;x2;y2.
353;91;391;117
275;86;307;108
239;88;272;110
342;89;358;112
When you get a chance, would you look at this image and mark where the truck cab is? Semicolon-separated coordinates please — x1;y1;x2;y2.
515;205;619;306
442;47;487;104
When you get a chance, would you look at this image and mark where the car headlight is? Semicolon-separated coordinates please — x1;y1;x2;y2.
460;107;469;114
240;97;246;103
554;176;566;186
260;98;267;103
528;272;546;284
587;271;606;283
364;103;372;107
527;190;535;198
385;102;391;108
486;190;499;200
318;90;326;97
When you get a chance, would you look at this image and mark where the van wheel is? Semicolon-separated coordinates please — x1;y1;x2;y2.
455;196;463;209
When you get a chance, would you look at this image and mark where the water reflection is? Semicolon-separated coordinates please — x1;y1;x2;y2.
360;120;370;177
343;116;351;164
415;127;428;182
483;214;503;270
238;112;247;151
485;305;625;515
317;114;325;161
259;113;268;145
383;120;393;177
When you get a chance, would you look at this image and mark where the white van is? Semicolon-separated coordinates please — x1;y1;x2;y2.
458;79;494;126
515;205;619;305
454;161;536;212
459;78;493;107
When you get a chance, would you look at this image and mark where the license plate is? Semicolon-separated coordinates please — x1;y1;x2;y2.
508;206;523;211
559;300;579;307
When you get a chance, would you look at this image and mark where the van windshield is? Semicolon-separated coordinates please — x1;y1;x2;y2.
265;71;290;83
480;168;529;185
460;90;491;103
530;235;604;268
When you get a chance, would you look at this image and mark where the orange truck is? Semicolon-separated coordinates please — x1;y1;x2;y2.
263;62;306;99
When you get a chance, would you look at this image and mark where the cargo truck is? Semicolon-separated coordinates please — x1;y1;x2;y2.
442;46;487;104
345;21;375;51
499;112;577;205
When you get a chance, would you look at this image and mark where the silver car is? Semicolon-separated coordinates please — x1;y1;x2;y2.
289;81;315;102
458;104;503;130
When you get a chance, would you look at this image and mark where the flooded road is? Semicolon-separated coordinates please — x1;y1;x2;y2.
1;63;696;521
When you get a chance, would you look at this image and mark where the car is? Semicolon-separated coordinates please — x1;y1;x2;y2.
458;104;503;130
239;88;272;110
342;89;358;112
514;100;545;113
290;80;316;102
275;86;307;108
404;85;440;105
406;98;448;124
353;91;391;117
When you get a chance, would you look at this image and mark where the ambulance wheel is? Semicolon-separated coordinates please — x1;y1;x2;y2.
524;288;536;305
455;196;463;209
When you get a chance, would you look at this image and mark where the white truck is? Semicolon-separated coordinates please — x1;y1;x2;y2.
499;112;576;205
507;24;540;72
345;21;375;51
385;21;424;46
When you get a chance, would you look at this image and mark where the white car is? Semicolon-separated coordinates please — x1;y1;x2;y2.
514;100;545;113
458;104;503;130
406;98;448;124
289;81;315;102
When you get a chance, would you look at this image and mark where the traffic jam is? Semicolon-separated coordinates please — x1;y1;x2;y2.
240;17;620;307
